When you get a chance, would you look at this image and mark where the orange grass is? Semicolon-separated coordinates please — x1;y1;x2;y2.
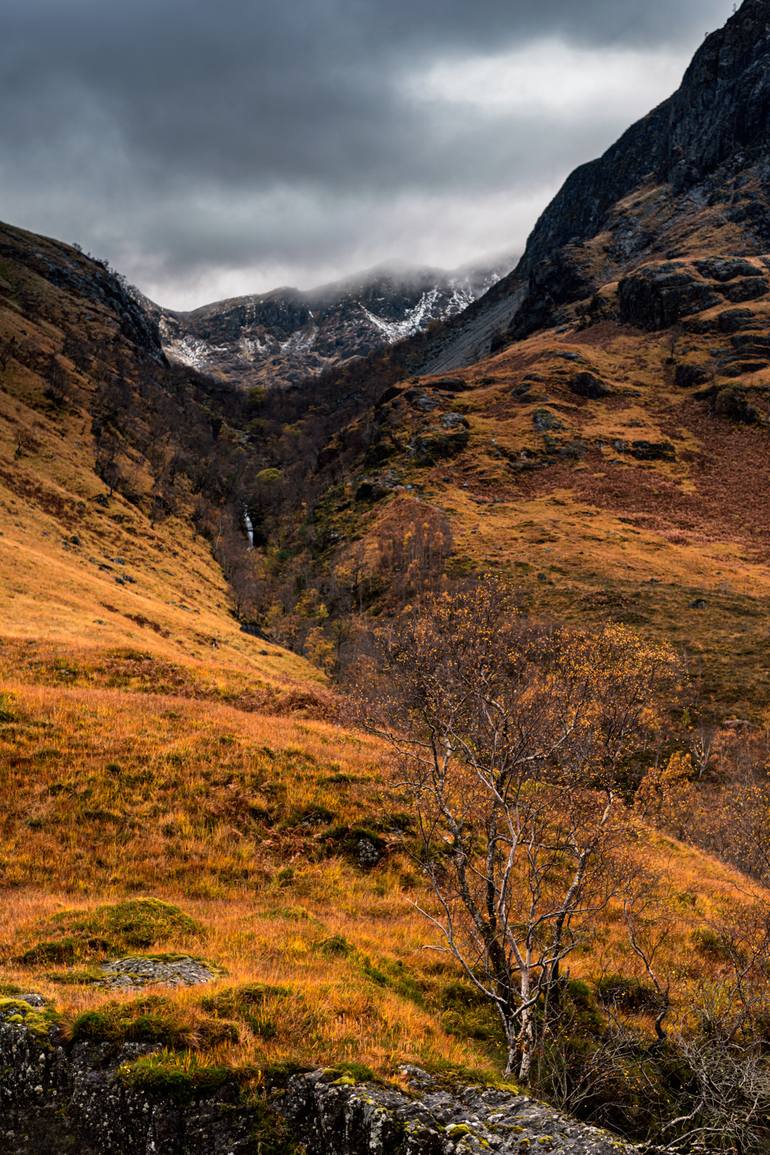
0;676;763;1078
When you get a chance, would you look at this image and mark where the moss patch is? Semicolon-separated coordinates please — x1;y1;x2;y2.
0;996;58;1038
18;898;203;965
69;994;236;1049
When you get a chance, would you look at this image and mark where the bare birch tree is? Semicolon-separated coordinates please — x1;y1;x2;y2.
363;582;677;1081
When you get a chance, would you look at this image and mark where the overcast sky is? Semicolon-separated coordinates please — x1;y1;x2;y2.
1;0;736;309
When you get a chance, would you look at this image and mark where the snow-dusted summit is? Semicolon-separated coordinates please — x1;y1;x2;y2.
157;260;510;389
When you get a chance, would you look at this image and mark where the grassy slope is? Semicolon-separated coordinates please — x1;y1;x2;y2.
0;220;765;1089
332;255;770;719
0;679;761;1081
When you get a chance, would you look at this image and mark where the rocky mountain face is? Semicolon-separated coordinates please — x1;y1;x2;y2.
156;260;508;390
414;0;770;372
256;0;770;719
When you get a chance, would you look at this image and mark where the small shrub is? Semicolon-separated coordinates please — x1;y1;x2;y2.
284;804;335;828
70;995;237;1049
327;1061;377;1084
315;934;353;958
202;983;291;1019
691;928;733;962
596;974;660;1014
19;937;82;966
0;692;16;722
119;1050;234;1103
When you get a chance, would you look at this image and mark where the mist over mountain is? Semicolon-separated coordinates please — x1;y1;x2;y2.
154;258;510;390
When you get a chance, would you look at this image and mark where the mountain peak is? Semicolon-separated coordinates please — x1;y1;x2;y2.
158;258;508;389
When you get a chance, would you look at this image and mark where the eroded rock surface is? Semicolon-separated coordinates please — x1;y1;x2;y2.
0;1007;643;1155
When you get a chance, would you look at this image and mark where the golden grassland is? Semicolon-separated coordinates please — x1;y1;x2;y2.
0;226;326;706
0;220;768;1086
340;283;770;717
0;676;764;1082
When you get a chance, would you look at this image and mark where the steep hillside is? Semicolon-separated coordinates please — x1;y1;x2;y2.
3;5;770;1149
4;219;764;1150
263;0;770;719
0;220;321;707
156;260;506;391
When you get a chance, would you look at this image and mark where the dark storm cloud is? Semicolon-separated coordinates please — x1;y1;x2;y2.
0;0;736;306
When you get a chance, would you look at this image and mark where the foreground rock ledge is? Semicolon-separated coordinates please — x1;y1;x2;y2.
0;1013;640;1154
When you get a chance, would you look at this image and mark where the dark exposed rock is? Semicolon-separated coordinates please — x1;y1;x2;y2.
439;412;470;430
533;409;566;432
716;308;760;334
551;350;587;364
615;440;677;462
411;393;441;412
413;427;470;464
406;0;770;371
713;385;763;423
158;263;505;391
355;473;401;503
568;371;613;399
240;621;271;640
695;257;760;281
281;1067;641;1155
0;1011;261;1155
0;1010;646;1155
375;384;406;408
618;265;721;331
719;275;769;302
429;377;472;393
508;0;770;334
674;362;711;388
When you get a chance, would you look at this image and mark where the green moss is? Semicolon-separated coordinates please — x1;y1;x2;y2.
19;898;203;966
118;1050;234;1102
314;934;353;958
326;1061;378;1084
44;966;105;986
70;994;237;1049
424;1059;496;1086
445;1123;472;1138
0;996;58;1038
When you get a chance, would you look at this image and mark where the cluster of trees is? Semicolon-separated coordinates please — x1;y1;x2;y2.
358;582;770;1153
637;725;770;888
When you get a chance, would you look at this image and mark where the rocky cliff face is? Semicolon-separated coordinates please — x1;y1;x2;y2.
157;261;508;390
0;1011;640;1155
417;0;770;371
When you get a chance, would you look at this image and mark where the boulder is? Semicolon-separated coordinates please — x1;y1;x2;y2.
568;371;613;399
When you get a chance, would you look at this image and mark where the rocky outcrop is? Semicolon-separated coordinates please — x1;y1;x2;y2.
0;1012;260;1155
282;1067;639;1155
0;1009;642;1155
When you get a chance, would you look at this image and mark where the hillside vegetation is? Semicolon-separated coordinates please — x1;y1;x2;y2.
2;3;770;1149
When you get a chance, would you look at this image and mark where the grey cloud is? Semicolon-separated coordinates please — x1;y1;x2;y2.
0;0;736;305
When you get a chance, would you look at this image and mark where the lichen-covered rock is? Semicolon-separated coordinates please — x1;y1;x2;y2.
0;1008;262;1155
99;956;218;989
0;1011;644;1155
281;1067;642;1155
